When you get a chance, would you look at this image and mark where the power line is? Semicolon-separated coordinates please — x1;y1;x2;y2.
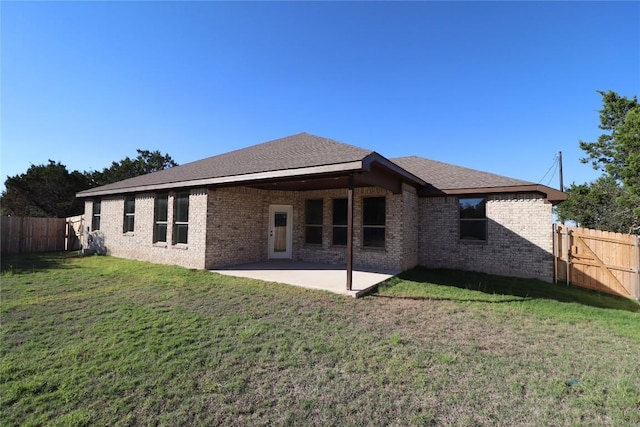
538;155;559;184
545;162;558;187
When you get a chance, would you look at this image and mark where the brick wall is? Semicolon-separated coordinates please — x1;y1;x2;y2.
420;193;553;281
83;185;551;280
401;184;419;270
205;187;268;268
84;189;208;269
204;185;417;272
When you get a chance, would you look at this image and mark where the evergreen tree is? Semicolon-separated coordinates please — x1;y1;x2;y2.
1;150;178;217
88;149;178;187
0;161;90;217
556;91;639;233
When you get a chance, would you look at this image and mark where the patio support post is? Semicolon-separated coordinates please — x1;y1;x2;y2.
346;174;354;291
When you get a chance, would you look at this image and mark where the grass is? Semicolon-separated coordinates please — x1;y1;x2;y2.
1;253;639;426
378;267;640;341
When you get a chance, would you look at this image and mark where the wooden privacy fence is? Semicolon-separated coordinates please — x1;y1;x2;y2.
1;216;82;255
554;224;640;300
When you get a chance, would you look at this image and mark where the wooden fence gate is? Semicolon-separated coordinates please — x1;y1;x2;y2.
554;224;640;300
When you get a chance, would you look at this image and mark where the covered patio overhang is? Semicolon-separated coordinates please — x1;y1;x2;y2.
211;260;399;298
218;153;424;292
230;152;426;194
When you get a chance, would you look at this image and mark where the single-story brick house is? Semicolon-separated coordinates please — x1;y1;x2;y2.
77;133;565;286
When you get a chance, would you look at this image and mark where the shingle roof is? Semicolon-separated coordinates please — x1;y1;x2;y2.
78;133;374;196
77;133;564;202
390;156;534;190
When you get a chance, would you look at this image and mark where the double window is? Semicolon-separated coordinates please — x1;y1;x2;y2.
459;197;487;241
362;197;385;248
173;193;189;245
331;196;387;247
151;193;189;245
91;200;101;231
123;196;135;233
154;195;168;243
305;199;323;244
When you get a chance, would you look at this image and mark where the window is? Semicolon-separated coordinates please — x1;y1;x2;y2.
363;197;385;248
173;193;189;245
154;194;168;243
91;200;101;231
123;196;135;233
332;198;348;246
305;199;323;244
459;197;487;241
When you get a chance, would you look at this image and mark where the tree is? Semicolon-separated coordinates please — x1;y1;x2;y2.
556;90;640;234
556;176;636;232
1;149;178;218
614;105;640;227
614;106;640;193
579;90;639;181
89;149;178;187
0;161;91;217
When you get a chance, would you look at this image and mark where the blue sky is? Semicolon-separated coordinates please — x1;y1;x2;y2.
2;1;639;192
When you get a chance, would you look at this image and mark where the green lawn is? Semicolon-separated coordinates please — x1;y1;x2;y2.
2;253;639;426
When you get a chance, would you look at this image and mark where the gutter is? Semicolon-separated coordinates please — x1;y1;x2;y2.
418;184;567;204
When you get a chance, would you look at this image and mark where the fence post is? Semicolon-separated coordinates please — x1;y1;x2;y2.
635;234;639;302
565;226;570;286
65;218;73;252
553;223;558;284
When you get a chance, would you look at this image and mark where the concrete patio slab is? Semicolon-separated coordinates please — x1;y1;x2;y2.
211;260;399;297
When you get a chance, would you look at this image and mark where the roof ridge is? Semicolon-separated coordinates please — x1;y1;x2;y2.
301;132;375;154
78;132;375;196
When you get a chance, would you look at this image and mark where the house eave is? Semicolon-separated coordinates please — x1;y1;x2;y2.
76;160;366;198
419;184;567;204
363;152;427;187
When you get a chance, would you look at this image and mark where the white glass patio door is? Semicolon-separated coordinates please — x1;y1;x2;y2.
268;205;293;259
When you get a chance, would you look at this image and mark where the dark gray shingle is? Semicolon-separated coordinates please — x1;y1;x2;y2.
391;156;534;190
79;133;373;195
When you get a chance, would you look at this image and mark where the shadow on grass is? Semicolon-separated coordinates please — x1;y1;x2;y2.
377;267;640;313
373;292;530;304
0;252;82;275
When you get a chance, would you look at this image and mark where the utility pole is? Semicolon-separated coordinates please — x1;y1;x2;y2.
558;151;564;192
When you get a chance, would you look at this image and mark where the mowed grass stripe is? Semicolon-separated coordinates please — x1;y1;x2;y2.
1;254;639;426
